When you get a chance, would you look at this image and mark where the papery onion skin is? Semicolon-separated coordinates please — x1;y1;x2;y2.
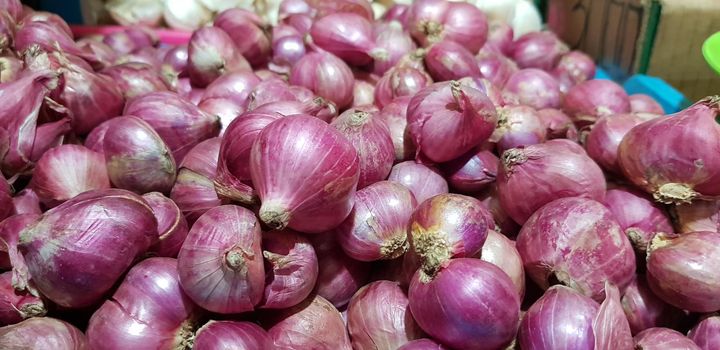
0;317;88;349
142;192;189;258
458;76;508;108
503;68;562;109
424;40;480;81
265;294;352;350
586;113;661;174
378;96;415;161
0;214;38;275
478;185;521;237
29;144;110;206
306;0;374;21
312;233;372;308
12;189;41;215
479;230;525;298
261;229;318;309
510;31;569;71
688;316;720;350
552;51;596;92
163;0;213;31
194;321;271;350
0;0;22;21
442;147;499;193
563;79;631;126
124;91;221;163
621;275;685;335
408;194;491;278
251;115;359;233
397;339;447;350
486;20;514;55
409;258;520;350
336;181;417;262
492;105;547;154
497;139;606;225
646;231;720;312
87;257;201;350
372;21;416;75
516;197;636;300
107;0;163;27
408;81;497;163
202;71;261;108
537;108;578;140
374;66;432;109
187;26;251;87
388;161;448;204
19;189;158;308
476;47;518;88
289;51;355;109
406;0;487;53
331;109;394;189
310;12;380;66
171;138;226;224
163;45;188;75
347;280;424;350
672;200;720;234
100;62;169;99
618;97;720;204
602;187;673;252
518;285;599;350
593;282;634;350
102;116;177;194
630;94;664;114
270;34;306;74
0;174;10;222
0;55;22;83
0;271;46;326
178;205;264;314
214;8;271;67
197;97;244;132
633;328;701;350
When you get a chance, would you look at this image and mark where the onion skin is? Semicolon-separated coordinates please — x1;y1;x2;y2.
537;108;578;140
0;175;10;221
630;94;664;114
397;339;447;350
516;197;636;301
187;26;251;87
0;214;38;285
510;31;569;71
142;192;189;258
563;79;631;125
409;258;520;350
306;0;374;21
476;47;518;88
672;200;720;234
290;51;355;109
518;285;599;350
593;282;634;350
194;321;271;350
372;21;416;75
312;233;371;308
406;0;488;53
215;110;281;203
178;205;264;314
374;66;432;109
102;116;177;194
486;20;514;55
477;185;521;237
424;40;481;81
602;187;673;252
503;68;562;109
618;97;720;204
18;189;158;308
621;275;685;335
251;115;360;233
214;8;271;67
201;71;261;109
336;181;417;262
408;194;491;278
497;139;606;225
0;0;21;21
478;230;525;298
0;70;59;176
552;51;596;92
347;280;424;350
352;79;375;107
270;34;306;74
87;257;201;350
0;317;88;349
163;45;188;75
331;109;394;189
646;231;720;312
265;294;352;350
0;271;46;326
29;144;110;206
310;12;380;66
633;328;701;350
492;105;547;154
0;55;22;83
100;62;169;99
261;230;318;309
688;316;720;350
378;97;415;162
586;113;661;174
12;189;41;215
408;81;497;163
124;91;221;163
388;161;448;204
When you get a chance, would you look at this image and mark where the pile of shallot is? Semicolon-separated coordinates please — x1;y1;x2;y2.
0;0;718;349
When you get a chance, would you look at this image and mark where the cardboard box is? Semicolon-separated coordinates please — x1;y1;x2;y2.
546;0;720;101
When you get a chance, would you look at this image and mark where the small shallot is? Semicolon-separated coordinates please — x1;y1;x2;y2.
142;192;189;258
261;229;318;309
388;161;448;204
